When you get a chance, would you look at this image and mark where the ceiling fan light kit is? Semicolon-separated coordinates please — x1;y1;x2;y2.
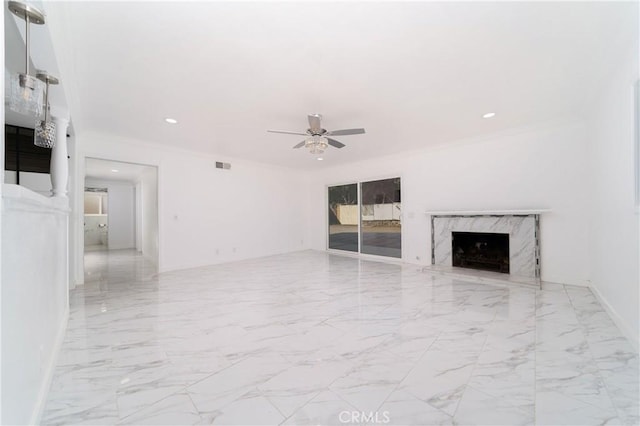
305;135;329;154
8;1;47;117
268;114;365;155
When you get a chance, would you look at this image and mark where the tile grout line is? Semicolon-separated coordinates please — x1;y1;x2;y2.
533;285;540;426
372;323;447;415
564;286;624;422
447;307;495;421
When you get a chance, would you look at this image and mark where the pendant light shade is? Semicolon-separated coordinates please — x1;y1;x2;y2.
34;71;58;149
10;73;44;116
8;1;46;116
34;118;56;148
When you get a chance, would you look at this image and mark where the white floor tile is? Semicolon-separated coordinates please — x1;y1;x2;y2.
41;250;638;425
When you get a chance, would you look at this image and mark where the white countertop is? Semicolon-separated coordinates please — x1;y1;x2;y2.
3;184;70;213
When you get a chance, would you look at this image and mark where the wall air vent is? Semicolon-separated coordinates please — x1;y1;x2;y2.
215;162;231;170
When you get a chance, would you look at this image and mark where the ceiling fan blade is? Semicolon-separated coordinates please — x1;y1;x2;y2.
268;130;308;136
326;128;365;136
293;140;306;149
308;114;323;134
327;138;345;148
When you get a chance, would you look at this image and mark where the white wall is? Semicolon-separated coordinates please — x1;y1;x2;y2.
78;133;307;273
85;179;135;250
84;215;108;246
1;185;69;425
4;171;51;197
139;167;158;265
307;120;591;287
67;134;80;289
587;44;640;346
135;181;142;251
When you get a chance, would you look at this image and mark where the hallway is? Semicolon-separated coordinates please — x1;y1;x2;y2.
83;249;157;289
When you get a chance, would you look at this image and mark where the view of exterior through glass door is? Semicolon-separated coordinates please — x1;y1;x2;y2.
328;183;359;252
328;177;401;258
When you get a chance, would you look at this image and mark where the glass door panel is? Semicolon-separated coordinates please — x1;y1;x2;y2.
328;184;359;252
360;178;401;258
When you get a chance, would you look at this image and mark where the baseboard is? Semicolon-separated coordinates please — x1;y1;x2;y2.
29;306;69;425
589;284;639;352
158;248;309;274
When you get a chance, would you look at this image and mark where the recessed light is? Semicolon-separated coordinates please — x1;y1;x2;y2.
111;169;119;172
165;118;178;124
482;112;496;119
317;157;323;161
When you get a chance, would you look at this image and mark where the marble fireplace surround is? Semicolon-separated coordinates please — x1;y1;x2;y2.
427;210;549;283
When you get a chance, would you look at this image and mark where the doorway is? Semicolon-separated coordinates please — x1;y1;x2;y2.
84;188;109;251
78;158;159;285
327;177;402;259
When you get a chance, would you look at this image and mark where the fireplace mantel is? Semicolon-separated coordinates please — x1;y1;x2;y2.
425;209;551;216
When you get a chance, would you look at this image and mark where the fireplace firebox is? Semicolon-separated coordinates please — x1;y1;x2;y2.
452;232;509;274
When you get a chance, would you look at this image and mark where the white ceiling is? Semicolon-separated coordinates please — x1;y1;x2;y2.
36;1;638;169
85;158;155;184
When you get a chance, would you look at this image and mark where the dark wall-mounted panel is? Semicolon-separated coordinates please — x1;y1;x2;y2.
5;125;52;174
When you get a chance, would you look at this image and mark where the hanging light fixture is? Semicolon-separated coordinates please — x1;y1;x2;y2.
305;135;329;154
8;1;46;116
34;71;58;148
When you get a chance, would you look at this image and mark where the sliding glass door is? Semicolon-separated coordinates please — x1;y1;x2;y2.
360;178;401;258
328;183;359;252
327;177;401;258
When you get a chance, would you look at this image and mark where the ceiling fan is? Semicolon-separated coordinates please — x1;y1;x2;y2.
267;114;365;154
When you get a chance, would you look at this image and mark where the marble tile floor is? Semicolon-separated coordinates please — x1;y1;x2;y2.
83;248;158;287
42;250;638;425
